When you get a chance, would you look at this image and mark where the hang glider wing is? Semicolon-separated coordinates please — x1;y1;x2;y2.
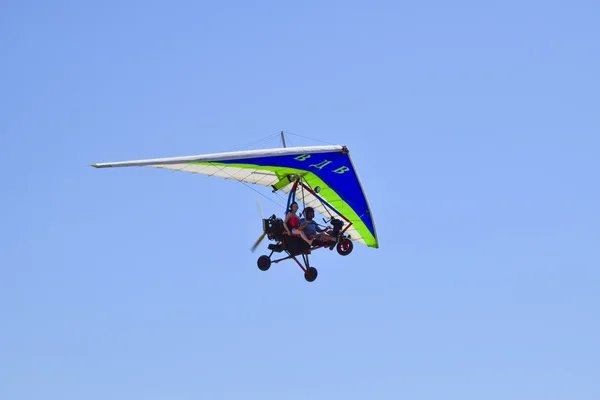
93;145;378;248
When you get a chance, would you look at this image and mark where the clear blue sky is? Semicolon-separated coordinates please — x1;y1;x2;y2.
2;1;599;399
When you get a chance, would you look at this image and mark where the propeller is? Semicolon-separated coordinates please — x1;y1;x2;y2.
256;198;264;219
250;198;267;252
251;232;266;252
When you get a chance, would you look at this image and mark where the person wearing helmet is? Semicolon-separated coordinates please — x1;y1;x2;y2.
297;207;333;245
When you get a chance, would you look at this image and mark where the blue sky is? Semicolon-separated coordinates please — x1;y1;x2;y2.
2;1;599;399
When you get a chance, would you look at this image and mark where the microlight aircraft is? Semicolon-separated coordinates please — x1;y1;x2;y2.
92;133;378;282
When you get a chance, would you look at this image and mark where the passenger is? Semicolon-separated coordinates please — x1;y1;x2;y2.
283;202;300;234
284;202;313;245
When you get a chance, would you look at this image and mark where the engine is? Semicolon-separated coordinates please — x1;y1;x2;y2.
263;214;285;241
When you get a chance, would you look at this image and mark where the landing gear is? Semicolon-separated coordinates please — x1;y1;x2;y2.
304;267;318;282
257;255;271;271
256;252;319;282
336;238;353;256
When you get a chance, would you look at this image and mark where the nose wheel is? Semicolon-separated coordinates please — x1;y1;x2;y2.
336;238;353;256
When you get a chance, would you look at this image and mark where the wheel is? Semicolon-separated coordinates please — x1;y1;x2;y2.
336;238;353;256
304;267;318;282
257;255;271;271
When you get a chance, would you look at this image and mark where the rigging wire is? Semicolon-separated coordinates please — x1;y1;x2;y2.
231;132;281;152
285;135;294;148
239;180;285;208
206;162;286;209
284;131;337;146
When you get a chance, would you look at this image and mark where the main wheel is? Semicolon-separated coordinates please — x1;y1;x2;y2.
257;255;271;271
336;238;353;256
304;267;318;282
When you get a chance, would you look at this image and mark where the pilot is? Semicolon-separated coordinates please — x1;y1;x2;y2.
297;207;334;245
